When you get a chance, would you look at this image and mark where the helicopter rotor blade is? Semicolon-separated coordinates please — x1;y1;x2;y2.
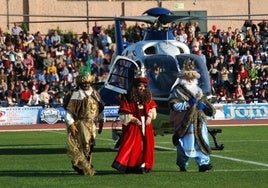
115;16;157;24
158;15;194;25
0;13;114;19
13;19;115;24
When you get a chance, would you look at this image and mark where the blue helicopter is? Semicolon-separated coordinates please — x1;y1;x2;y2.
100;7;211;109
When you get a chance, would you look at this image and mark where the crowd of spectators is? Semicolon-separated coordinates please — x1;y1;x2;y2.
172;19;268;104
0;22;113;107
0;19;267;108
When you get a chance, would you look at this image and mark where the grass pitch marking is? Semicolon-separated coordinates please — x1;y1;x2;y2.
45;131;268;168
154;145;268;168
211;154;268;167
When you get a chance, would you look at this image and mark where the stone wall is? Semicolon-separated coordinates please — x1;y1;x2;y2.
0;0;267;35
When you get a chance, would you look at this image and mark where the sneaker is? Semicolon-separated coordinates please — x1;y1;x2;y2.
199;164;213;172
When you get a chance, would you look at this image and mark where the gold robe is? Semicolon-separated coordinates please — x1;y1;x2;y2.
65;88;103;176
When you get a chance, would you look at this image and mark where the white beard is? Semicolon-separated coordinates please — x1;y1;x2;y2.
181;79;200;96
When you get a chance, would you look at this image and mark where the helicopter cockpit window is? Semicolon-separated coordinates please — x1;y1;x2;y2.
107;58;137;91
178;47;185;54
144;46;156;55
144;55;178;97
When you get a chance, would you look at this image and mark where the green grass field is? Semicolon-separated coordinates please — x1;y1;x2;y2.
0;126;267;188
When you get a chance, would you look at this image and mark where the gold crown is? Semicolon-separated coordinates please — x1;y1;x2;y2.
77;73;95;84
134;66;149;84
178;58;200;79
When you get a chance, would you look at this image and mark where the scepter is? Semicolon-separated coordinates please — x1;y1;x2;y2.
140;116;146;171
141;116;145;136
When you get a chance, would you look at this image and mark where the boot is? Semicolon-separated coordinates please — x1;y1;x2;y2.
179;166;187;172
72;164;84;175
199;163;213;172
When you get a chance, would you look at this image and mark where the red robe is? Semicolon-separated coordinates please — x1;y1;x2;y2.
112;97;157;173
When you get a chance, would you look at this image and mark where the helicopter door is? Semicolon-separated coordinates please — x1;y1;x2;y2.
104;56;139;94
143;55;178;98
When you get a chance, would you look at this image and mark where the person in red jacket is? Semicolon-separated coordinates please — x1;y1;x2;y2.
237;64;249;83
20;85;32;106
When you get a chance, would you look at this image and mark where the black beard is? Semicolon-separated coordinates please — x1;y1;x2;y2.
135;93;147;104
129;89;151;104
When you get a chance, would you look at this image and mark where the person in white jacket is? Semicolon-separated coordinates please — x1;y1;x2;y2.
27;89;40;106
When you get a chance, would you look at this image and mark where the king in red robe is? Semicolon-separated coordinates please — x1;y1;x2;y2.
112;77;157;174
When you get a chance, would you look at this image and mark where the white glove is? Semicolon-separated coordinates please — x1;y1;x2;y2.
173;102;187;111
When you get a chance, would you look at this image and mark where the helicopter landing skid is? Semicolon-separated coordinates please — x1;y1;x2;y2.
208;128;224;150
